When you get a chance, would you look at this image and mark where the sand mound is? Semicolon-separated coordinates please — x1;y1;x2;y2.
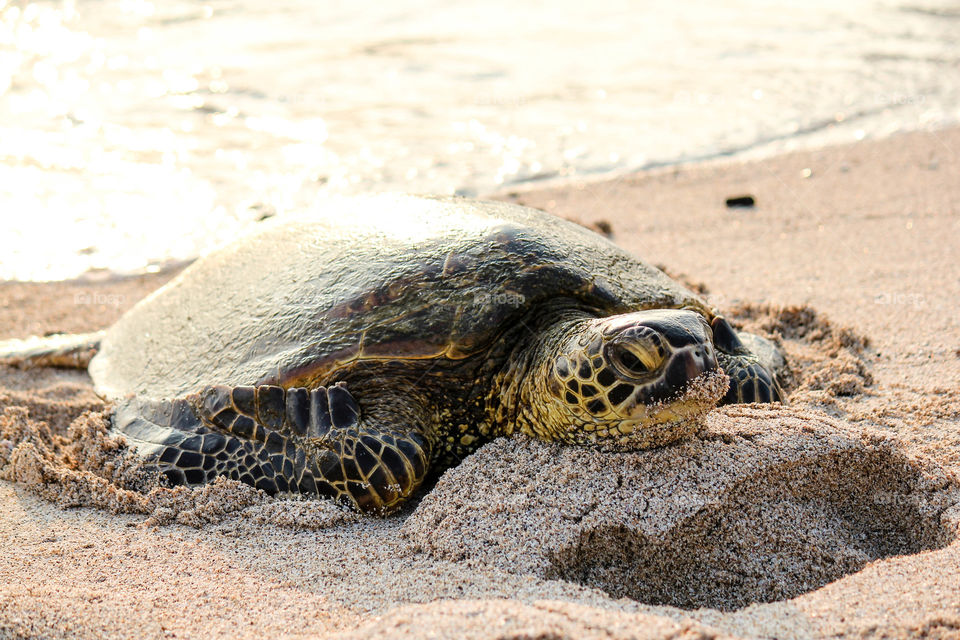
403;405;960;612
727;303;874;399
0;402;358;530
332;599;728;640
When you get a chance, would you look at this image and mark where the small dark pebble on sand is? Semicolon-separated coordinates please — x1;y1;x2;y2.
725;195;756;208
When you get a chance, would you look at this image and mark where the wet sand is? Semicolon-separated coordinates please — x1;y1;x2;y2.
1;127;959;639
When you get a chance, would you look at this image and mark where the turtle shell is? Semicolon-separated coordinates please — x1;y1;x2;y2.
90;195;710;399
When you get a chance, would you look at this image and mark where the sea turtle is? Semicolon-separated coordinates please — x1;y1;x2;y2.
1;195;783;513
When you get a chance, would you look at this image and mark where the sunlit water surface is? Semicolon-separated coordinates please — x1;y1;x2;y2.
2;0;958;280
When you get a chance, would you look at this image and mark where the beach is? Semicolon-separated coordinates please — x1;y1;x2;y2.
3;0;959;282
0;126;958;638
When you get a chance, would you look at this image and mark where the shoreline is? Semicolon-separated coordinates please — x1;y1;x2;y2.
4;122;958;287
1;127;959;639
494;118;960;200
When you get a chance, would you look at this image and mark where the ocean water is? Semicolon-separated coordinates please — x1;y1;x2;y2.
1;0;958;281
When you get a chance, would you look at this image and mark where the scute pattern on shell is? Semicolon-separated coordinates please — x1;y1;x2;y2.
90;195;708;401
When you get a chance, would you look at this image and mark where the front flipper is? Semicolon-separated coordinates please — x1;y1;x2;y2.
113;395;288;493
711;317;785;404
192;383;433;513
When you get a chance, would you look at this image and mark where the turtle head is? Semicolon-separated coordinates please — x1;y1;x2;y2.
524;309;727;450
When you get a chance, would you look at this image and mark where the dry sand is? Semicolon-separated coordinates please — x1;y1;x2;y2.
1;127;959;639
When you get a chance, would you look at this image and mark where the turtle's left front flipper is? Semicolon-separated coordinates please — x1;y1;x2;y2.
113;394;285;493
191;383;433;513
711;317;785;404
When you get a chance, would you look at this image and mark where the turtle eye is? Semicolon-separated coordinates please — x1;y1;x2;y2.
607;342;662;379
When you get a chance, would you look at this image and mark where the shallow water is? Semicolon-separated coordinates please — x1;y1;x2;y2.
1;0;958;280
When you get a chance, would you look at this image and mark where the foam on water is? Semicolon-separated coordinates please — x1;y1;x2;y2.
1;0;959;280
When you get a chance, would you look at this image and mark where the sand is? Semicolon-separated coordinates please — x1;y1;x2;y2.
1;127;959;639
404;409;959;610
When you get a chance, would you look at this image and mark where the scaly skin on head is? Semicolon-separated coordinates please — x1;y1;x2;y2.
494;308;727;451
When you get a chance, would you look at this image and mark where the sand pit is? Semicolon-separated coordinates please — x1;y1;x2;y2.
404;406;959;611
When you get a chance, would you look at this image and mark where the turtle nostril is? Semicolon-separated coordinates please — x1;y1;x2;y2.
704;345;720;370
684;351;704;379
690;345;717;372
